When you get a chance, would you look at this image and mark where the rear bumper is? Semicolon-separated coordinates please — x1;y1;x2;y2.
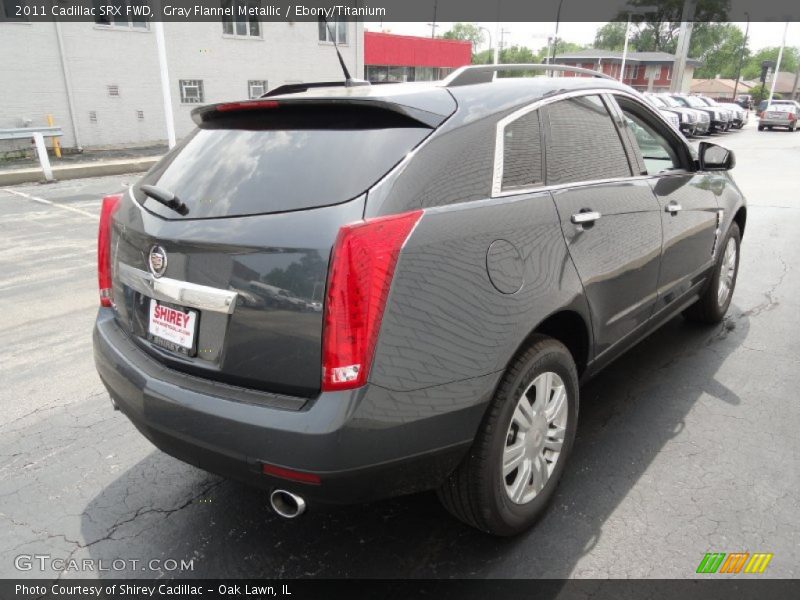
759;118;794;128
93;309;496;504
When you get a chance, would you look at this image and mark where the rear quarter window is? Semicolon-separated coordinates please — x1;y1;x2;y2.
500;110;543;192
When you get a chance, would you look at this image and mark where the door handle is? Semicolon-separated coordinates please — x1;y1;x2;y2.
571;210;602;225
665;202;683;214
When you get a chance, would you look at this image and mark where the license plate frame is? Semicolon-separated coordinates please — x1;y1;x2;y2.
146;298;199;357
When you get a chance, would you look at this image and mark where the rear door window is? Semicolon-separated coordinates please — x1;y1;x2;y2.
543;95;632;185
133;106;431;219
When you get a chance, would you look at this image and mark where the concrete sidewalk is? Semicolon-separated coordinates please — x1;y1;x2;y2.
0;156;162;185
0;145;165;185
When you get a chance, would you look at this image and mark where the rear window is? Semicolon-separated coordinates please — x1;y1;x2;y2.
133;108;431;219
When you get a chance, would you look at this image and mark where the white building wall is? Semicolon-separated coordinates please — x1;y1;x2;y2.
0;23;76;149
0;20;363;152
164;20;363;138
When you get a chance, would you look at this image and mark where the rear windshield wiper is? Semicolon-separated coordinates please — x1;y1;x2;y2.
139;184;189;216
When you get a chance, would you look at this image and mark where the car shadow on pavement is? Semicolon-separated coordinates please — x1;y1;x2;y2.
80;310;748;579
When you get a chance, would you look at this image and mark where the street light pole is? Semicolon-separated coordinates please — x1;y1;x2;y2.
479;26;493;63
732;13;750;102
550;0;565;66
620;13;632;82
767;22;790;107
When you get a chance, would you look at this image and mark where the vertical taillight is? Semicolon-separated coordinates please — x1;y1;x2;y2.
98;194;122;307
321;210;423;391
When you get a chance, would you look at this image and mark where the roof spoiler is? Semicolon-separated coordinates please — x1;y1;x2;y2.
443;64;616;87
263;80;370;98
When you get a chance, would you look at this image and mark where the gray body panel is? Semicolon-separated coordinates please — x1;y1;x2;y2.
94;75;747;505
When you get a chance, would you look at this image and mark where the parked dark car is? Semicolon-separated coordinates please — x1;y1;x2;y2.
671;94;731;132
93;65;747;536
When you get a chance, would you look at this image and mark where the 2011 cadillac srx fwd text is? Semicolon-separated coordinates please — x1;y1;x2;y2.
93;65;745;536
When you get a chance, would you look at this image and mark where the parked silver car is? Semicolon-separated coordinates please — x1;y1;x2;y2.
758;104;800;131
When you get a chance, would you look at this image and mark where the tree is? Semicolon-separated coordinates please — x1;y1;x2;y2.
741;47;800;82
442;23;484;53
594;22;628;51
749;83;781;104
692;23;747;79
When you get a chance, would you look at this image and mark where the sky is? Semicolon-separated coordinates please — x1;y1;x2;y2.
371;22;800;55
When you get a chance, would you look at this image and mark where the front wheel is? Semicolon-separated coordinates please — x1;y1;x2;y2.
437;335;579;536
684;223;741;324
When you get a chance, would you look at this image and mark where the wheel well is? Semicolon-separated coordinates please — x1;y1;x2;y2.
733;207;746;238
531;310;590;376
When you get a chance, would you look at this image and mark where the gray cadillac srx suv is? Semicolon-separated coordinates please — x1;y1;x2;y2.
93;65;746;536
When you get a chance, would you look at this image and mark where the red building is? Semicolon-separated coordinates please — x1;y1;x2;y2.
364;31;472;83
554;50;701;93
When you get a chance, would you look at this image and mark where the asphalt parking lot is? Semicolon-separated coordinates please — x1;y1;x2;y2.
1;120;798;580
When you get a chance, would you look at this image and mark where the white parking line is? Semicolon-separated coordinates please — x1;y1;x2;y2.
1;187;97;219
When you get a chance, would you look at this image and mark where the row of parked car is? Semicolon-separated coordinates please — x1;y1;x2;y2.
643;92;748;137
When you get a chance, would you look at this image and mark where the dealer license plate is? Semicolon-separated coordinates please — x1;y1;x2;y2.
147;299;198;355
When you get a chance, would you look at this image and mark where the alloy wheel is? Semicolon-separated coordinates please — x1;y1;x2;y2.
717;237;737;307
503;372;568;505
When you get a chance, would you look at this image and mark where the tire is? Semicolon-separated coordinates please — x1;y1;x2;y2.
437;335;579;536
758;125;764;131
683;223;741;324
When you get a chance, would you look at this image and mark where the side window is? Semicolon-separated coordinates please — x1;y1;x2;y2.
544;95;632;185
500;110;543;192
616;98;682;175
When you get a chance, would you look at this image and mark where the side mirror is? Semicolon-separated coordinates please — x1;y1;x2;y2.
698;141;735;171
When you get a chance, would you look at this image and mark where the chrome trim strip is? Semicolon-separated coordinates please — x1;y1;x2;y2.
117;263;238;314
491;87;693;199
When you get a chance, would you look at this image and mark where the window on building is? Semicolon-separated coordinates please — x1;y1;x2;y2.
94;0;149;29
665;65;673;80
221;0;261;37
137;110;145;120
89;111;98;123
318;18;347;44
107;85;120;97
544;95;631;185
179;80;204;104
500;110;543;192
248;80;268;99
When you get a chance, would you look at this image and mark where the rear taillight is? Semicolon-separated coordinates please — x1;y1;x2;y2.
321;210;423;391
98;194;122;307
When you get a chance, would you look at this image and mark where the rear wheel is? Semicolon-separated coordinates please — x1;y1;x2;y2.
437;335;578;536
683;224;741;324
758;125;764;131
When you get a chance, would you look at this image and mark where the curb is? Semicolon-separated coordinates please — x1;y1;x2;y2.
0;156;161;186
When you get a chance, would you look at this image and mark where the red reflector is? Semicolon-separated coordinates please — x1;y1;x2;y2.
321;210;423;392
98;194;122;308
216;100;279;112
262;464;321;485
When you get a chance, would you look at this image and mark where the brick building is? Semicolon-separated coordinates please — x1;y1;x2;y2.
554;49;701;93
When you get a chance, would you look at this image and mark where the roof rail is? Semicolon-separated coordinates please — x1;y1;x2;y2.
443;64;616;87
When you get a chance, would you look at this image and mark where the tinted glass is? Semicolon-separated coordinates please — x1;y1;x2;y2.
621;110;680;175
135;126;429;219
502;111;543;191
545;95;631;185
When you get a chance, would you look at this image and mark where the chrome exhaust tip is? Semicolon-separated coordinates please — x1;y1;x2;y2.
269;489;307;519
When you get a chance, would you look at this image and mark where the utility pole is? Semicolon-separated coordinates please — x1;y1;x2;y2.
493;22;501;65
428;0;438;39
732;13;750;101
670;0;697;93
550;0;565;65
